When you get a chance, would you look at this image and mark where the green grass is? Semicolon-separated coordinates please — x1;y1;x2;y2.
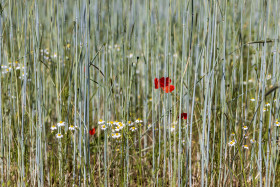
0;0;280;186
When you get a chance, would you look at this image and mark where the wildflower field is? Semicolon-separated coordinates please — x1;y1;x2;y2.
1;0;280;186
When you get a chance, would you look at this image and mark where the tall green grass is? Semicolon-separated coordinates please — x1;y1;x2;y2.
0;0;279;186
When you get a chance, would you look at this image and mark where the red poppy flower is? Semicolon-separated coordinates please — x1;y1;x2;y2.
89;128;96;135
154;78;159;89
162;85;175;93
159;77;171;88
154;77;172;89
178;113;188;120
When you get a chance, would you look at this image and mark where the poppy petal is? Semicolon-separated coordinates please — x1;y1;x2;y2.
159;77;171;88
179;113;187;120
163;85;175;93
89;128;96;135
154;78;159;89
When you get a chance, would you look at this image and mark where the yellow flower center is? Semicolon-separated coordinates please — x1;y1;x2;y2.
59;121;63;123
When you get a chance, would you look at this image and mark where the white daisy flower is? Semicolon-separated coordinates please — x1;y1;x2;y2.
57;121;66;127
56;133;63;139
228;140;236;147
263;108;267;112
231;132;235;136
274;99;277;103
101;124;107;130
148;124;152;128
114;44;120;51
127;53;133;58
69;125;75;131
173;53;178;58
2;68;10;74
44;56;49;60
172;121;178;125
250;139;256;144
266;74;272;80
135;118;143;123
265;102;270;107
107;121;114;126
52;52;57;58
112;133;121;139
127;121;134;126
274;121;280;127
44;49;49;54
117;122;125;130
19;73;28;79
243;145;249;150
113;120;119;125
248;79;254;83
114;126;121;132
51;125;57;131
170;125;175;132
250;98;256;101
242;126;248;130
182;139;186;145
98;119;105;125
243;81;247;85
130;127;137;132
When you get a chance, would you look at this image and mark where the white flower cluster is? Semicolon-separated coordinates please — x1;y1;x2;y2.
50;121;77;139
97;118;144;141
